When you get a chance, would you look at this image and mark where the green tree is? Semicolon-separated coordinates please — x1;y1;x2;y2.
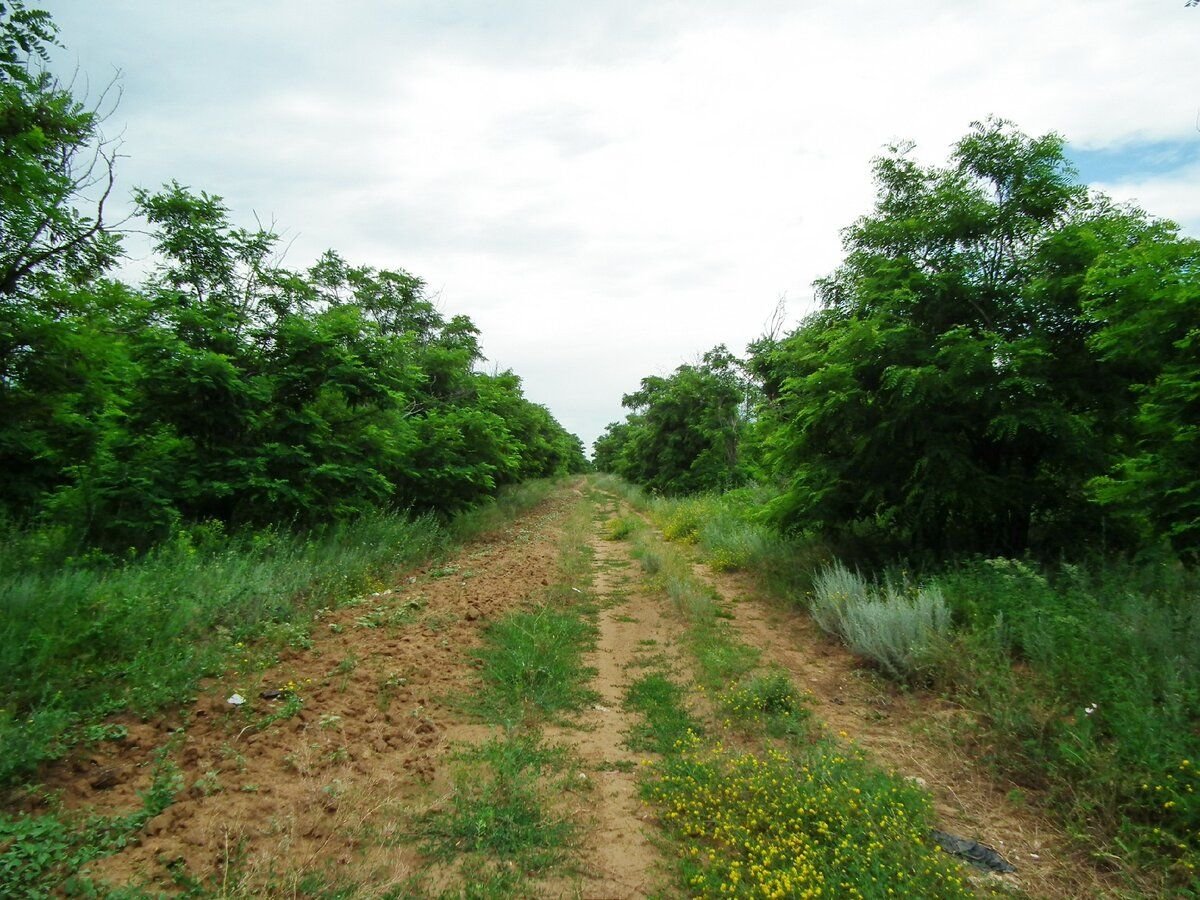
595;346;751;494
0;1;120;298
754;119;1143;559
1084;225;1200;555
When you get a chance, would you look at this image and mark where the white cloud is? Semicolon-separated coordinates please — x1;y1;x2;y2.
48;0;1200;449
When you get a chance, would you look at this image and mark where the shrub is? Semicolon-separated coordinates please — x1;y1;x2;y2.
810;563;950;681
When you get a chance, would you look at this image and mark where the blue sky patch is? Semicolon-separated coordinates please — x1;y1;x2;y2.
1067;138;1199;185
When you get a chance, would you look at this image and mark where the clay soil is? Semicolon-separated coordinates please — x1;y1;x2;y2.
22;480;1125;897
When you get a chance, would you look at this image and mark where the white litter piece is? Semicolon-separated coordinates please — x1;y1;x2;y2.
227;693;246;706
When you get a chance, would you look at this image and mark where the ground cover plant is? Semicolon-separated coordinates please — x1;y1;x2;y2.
810;562;951;683
930;559;1200;885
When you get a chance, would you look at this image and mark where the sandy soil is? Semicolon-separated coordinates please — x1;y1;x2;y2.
540;521;684;899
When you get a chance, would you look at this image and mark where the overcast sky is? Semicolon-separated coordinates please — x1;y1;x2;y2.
49;1;1200;451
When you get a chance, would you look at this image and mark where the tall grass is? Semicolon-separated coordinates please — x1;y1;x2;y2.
931;558;1200;880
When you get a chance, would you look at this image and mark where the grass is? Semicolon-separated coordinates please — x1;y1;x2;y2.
929;557;1200;887
0;510;448;789
624;672;704;755
419;483;598;893
0;478;571;899
0;747;182;898
469;607;599;724
420;733;574;870
602;473;1200;891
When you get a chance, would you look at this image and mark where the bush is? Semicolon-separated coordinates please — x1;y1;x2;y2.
810;562;950;681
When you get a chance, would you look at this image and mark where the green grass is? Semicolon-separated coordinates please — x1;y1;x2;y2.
930;557;1200;887
0;747;181;899
0;510;446;788
469;607;599;724
624;672;703;755
420;733;574;870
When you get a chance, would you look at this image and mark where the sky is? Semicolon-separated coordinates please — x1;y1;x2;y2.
47;1;1200;452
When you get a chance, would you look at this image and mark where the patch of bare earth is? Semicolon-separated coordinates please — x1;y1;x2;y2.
32;490;577;894
687;560;1127;899
541;520;684;899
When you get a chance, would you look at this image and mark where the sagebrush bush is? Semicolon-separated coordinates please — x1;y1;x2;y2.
810;563;950;681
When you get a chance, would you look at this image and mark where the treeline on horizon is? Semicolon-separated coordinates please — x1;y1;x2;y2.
595;120;1199;564
0;3;586;558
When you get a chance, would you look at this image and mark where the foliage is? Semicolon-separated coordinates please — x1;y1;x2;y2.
593;345;754;495
930;558;1200;880
1083;227;1200;556
749;119;1170;560
645;737;972;899
0;1;121;299
0;7;584;555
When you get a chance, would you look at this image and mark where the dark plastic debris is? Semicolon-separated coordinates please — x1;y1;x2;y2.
930;829;1017;873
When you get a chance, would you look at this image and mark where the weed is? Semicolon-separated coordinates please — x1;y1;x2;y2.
719;671;812;739
421;733;574;869
644;736;972;898
624;672;704;754
602;516;638;541
470;606;599;724
811;562;950;682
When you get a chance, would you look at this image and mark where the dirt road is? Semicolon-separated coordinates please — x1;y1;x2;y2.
37;479;1113;897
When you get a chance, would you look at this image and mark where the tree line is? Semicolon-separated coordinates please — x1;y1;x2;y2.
0;2;586;554
595;120;1199;562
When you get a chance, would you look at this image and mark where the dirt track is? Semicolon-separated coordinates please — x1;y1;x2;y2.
34;480;1116;897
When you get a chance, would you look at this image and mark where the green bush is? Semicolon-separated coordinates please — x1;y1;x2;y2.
932;558;1200;879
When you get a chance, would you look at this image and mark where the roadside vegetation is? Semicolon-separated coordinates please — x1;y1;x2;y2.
609;505;974;898
594;109;1200;893
0;479;566;898
606;475;1200;891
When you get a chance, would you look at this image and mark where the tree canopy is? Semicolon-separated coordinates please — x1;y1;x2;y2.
0;6;586;553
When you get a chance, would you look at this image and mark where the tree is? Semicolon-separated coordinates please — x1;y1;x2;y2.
0;1;121;298
753;119;1144;559
594;346;752;494
1084;225;1200;556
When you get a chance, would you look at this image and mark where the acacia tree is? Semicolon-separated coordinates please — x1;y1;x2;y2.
1084;225;1200;556
753;119;1146;558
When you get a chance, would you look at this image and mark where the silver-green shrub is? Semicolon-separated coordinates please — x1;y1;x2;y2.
811;563;950;681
